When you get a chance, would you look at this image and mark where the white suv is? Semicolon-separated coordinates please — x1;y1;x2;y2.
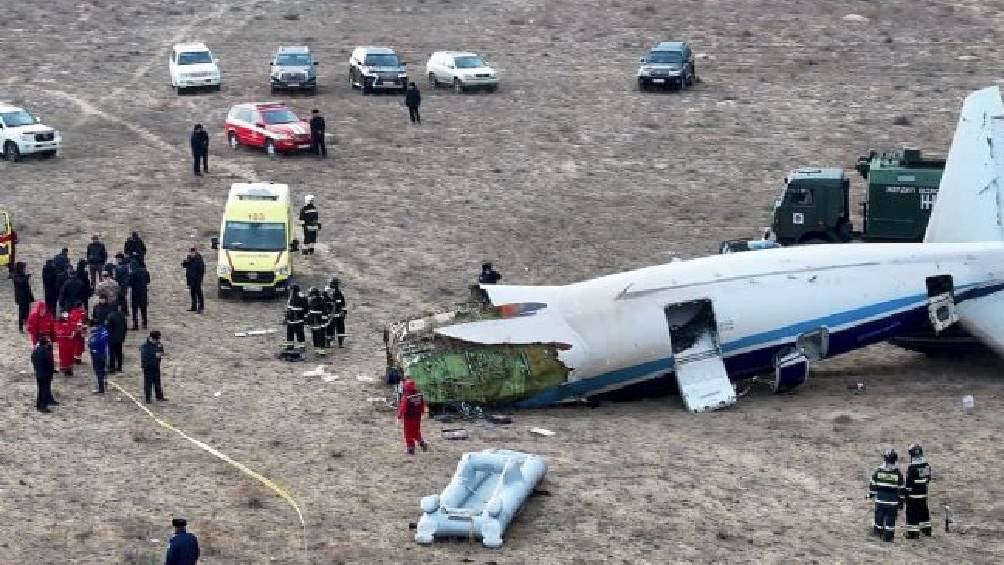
425;51;498;92
0;104;61;161
169;42;222;94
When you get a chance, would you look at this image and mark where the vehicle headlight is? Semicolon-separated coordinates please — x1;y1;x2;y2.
276;266;290;276
53;130;61;139
273;133;290;140
398;72;408;78
217;264;231;276
21;133;35;141
638;67;650;76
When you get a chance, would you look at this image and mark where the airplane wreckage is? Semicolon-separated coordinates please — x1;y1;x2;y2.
386;85;1004;413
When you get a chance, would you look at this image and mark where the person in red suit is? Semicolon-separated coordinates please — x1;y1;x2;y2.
26;301;55;346
68;304;88;363
397;378;430;455
53;311;78;376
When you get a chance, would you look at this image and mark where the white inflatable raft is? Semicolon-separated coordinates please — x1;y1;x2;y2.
415;449;547;548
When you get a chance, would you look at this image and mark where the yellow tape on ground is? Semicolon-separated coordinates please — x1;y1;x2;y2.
108;380;307;547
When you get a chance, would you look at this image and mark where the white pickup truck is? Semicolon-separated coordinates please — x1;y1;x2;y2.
0;104;61;161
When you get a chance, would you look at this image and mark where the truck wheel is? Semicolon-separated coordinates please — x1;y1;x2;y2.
217;287;231;299
175;85;185;96
428;72;439;87
800;237;830;245
4;141;20;162
362;79;373;95
348;70;356;89
453;78;465;93
228;132;239;150
265;139;277;157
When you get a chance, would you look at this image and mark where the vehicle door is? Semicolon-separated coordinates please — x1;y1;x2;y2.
235;108;254;146
246;108;268;147
0;115;6;144
0;210;12;266
169;49;177;81
349;50;361;82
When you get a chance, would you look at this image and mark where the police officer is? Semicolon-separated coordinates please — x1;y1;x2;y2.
129;259;151;330
140;330;166;404
190;123;210;176
181;247;205;313
309;109;326;157
478;261;501;284
298;195;320;255
283;284;307;358
31;334;57;413
904;443;933;538
325;277;347;347
306;287;329;355
113;253;131;315
165;517;200;565
869;448;905;542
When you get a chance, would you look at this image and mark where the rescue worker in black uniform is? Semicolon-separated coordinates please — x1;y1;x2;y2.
298;195;320;255
139;330;166;404
478;261;502;284
325;277;347;347
283;284;308;358
129;259;151;330
190;123;210;176
31;334;57;413
306;287;330;355
309;109;326;157
869;448;905;542
904;443;933;538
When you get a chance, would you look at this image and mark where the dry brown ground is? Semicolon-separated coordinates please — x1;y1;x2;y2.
1;0;1003;563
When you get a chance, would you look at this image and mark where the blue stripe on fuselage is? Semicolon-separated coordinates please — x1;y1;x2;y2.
514;280;1004;408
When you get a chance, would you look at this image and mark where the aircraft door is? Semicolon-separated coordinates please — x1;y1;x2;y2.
925;275;959;333
664;299;737;412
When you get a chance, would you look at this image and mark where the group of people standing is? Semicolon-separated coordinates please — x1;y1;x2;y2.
283;277;346;358
868;445;933;542
11;232;172;411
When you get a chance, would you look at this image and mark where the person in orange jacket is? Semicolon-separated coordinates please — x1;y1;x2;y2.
53;311;78;376
26;300;55;346
397;378;429;455
68;303;88;364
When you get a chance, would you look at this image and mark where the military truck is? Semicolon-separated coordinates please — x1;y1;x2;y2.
770;148;944;245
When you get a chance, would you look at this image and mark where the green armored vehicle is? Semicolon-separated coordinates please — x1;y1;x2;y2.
770;148;945;245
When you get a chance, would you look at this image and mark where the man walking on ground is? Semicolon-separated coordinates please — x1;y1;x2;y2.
140;330;166;404
405;82;422;124
191;124;210;176
181;247;205;313
113;253;130;315
105;306;127;374
165;517;200;565
124;232;147;265
88;322;109;394
129;259;151;330
85;235;107;287
309;109;326;157
31;334;58;412
11;262;34;333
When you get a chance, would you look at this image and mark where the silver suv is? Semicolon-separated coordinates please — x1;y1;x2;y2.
270;46;318;94
637;41;696;91
349;46;408;95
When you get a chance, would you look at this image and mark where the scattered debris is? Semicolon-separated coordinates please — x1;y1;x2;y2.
892;115;911;126
962;394;975;411
842;14;870;23
956;55;980;62
355;374;375;383
213;391;222;397
486;414;513;425
529;427;555;437
304;366;339;382
234;328;277;337
149;538;159;544
441;428;468;440
322;374;339;383
846;382;866;392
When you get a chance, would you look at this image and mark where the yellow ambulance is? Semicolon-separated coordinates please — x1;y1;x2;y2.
0;208;14;272
211;183;298;297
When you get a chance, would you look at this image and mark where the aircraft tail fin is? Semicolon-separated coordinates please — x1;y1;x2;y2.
924;86;1004;243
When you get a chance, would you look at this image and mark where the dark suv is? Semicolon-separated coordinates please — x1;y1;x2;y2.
637;41;695;91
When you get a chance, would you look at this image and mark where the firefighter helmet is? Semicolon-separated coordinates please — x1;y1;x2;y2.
883;448;898;465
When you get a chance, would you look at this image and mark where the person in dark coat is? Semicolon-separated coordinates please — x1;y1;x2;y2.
124;232;147;264
139;330;165;403
190;123;210;176
478;261;502;284
165;517;199;565
298;195;320;255
324;277;347;347
58;266;87;314
74;259;92;312
309;109;326;157
88;322;109;394
85;234;108;287
31;334;58;412
41;259;59;312
11;261;34;333
105;307;127;373
181;248;205;312
91;294;114;327
113;253;130;315
52;248;70;273
129;259;151;330
405;82;421;124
